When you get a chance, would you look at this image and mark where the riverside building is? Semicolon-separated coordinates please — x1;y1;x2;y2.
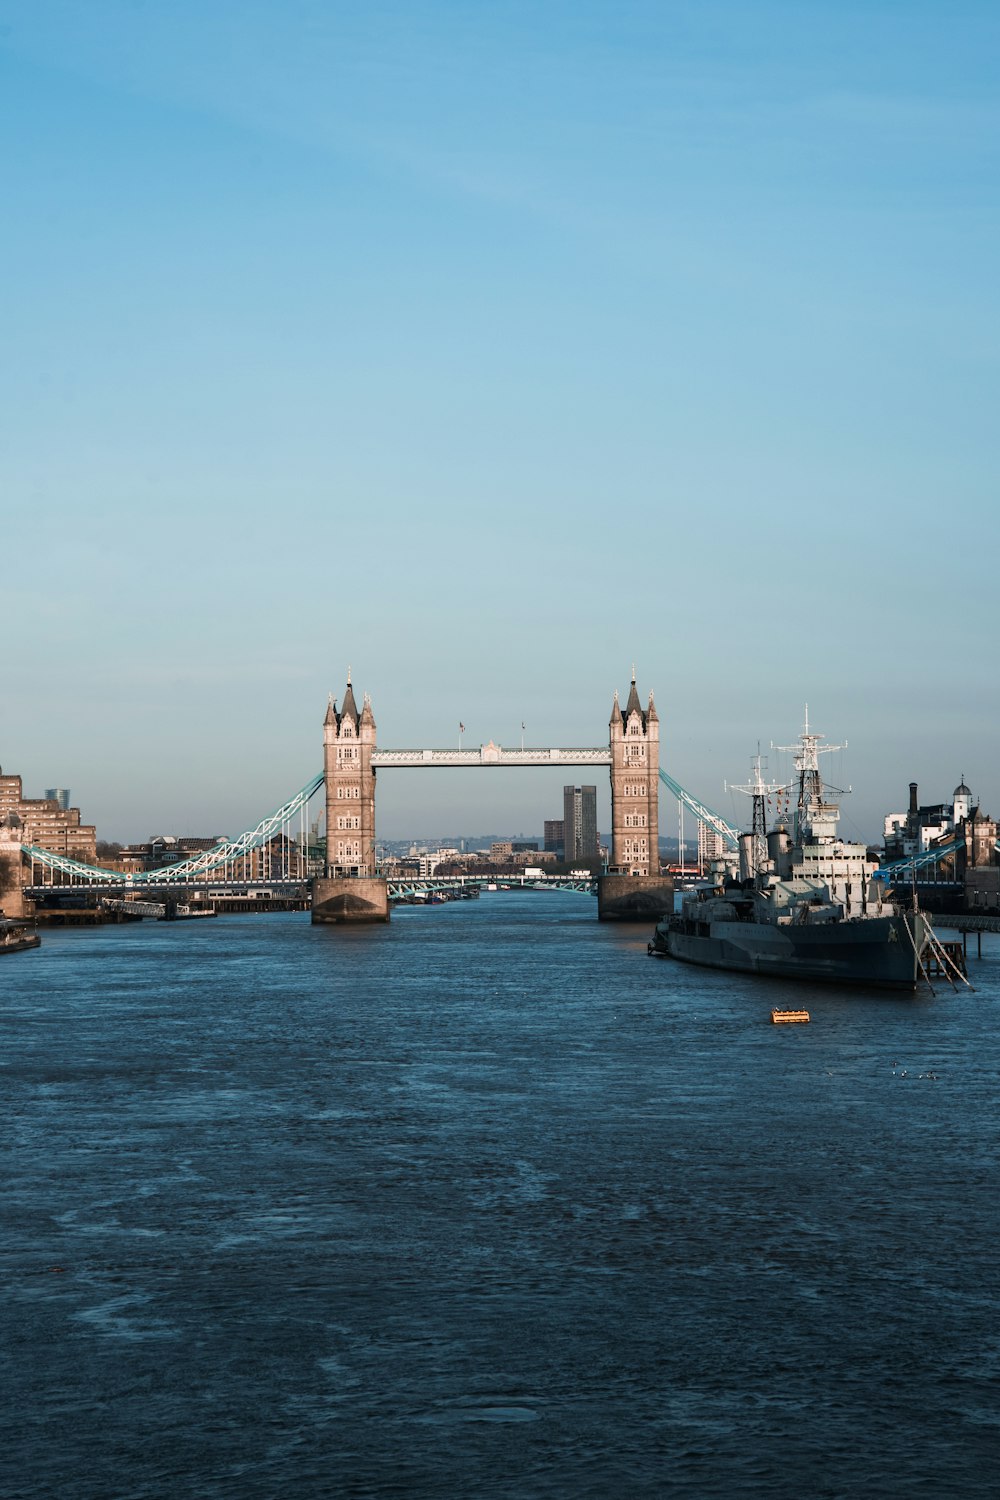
0;768;97;863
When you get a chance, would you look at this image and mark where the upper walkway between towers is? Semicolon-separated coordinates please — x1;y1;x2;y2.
371;744;611;768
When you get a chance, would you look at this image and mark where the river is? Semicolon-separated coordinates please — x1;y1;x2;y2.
3;893;998;1497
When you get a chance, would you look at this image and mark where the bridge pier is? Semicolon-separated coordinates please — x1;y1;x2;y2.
311;875;390;924
597;872;673;922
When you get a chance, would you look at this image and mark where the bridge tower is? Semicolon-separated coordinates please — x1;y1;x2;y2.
598;670;673;921
609;673;660;874
323;674;377;877
0;817;28;919
313;673;389;923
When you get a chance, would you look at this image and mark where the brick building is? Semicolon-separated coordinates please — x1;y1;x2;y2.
0;768;97;863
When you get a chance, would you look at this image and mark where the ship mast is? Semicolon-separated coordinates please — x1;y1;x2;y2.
727;751;783;881
773;705;846;844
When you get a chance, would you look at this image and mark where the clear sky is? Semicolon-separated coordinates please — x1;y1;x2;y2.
2;1;998;843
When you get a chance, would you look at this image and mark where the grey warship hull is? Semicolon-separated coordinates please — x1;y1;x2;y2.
653;911;927;990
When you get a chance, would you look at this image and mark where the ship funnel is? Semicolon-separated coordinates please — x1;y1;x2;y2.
767;827;792;879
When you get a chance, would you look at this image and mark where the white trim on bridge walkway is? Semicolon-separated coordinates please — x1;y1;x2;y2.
372;744;611;768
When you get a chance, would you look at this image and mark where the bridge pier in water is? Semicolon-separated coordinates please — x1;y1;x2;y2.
312;874;389;924
596;872;673;921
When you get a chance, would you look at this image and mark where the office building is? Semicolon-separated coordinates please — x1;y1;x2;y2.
544;819;564;855
563;785;598;865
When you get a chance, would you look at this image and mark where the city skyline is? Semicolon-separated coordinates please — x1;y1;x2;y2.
4;698;988;852
3;3;998;843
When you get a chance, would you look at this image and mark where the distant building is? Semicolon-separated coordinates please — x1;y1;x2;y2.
0;768;97;863
491;841;513;860
113;832;313;880
967;867;1000;913
698;822;727;871
885;778;977;860
512;841;538;853
44;788;71;812
117;836;186;874
883;777;997;885
417;848;459;877
563;785;598;865
544;819;564;855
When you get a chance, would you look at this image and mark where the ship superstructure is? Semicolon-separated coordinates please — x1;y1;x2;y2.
769;710;879;919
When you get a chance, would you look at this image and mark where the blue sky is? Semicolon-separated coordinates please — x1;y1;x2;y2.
2;1;998;842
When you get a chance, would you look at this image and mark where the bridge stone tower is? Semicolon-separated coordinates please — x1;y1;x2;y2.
313;673;389;923
598;671;673;921
0;817;28;920
609;674;660;874
323;674;377;877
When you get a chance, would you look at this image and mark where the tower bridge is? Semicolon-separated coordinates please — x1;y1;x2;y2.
313;670;670;922
5;667;746;923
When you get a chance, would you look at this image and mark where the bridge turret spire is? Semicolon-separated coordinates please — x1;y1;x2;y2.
324;694;337;728
341;676;359;725
625;673;643;719
610;688;622;727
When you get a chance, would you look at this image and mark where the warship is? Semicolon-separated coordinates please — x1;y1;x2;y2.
650;716;930;990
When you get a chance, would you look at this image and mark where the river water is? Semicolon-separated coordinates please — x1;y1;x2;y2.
3;894;999;1498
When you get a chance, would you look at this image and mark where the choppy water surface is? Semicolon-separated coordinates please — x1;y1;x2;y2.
3;895;999;1498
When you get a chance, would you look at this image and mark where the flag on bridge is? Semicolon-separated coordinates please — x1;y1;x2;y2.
460;723;465;733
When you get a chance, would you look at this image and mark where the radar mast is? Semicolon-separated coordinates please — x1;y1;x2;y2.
727;751;783;881
773;706;846;844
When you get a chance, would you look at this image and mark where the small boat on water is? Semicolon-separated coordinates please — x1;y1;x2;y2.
650;716;932;991
1;914;41;954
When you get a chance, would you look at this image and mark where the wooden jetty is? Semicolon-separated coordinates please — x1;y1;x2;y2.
922;939;967;979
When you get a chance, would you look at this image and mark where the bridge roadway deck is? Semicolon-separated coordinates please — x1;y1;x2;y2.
26;875;596;899
26;880;310;898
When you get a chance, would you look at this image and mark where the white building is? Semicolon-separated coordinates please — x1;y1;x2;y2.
884;778;975;859
417;848;458;878
698;821;727;871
